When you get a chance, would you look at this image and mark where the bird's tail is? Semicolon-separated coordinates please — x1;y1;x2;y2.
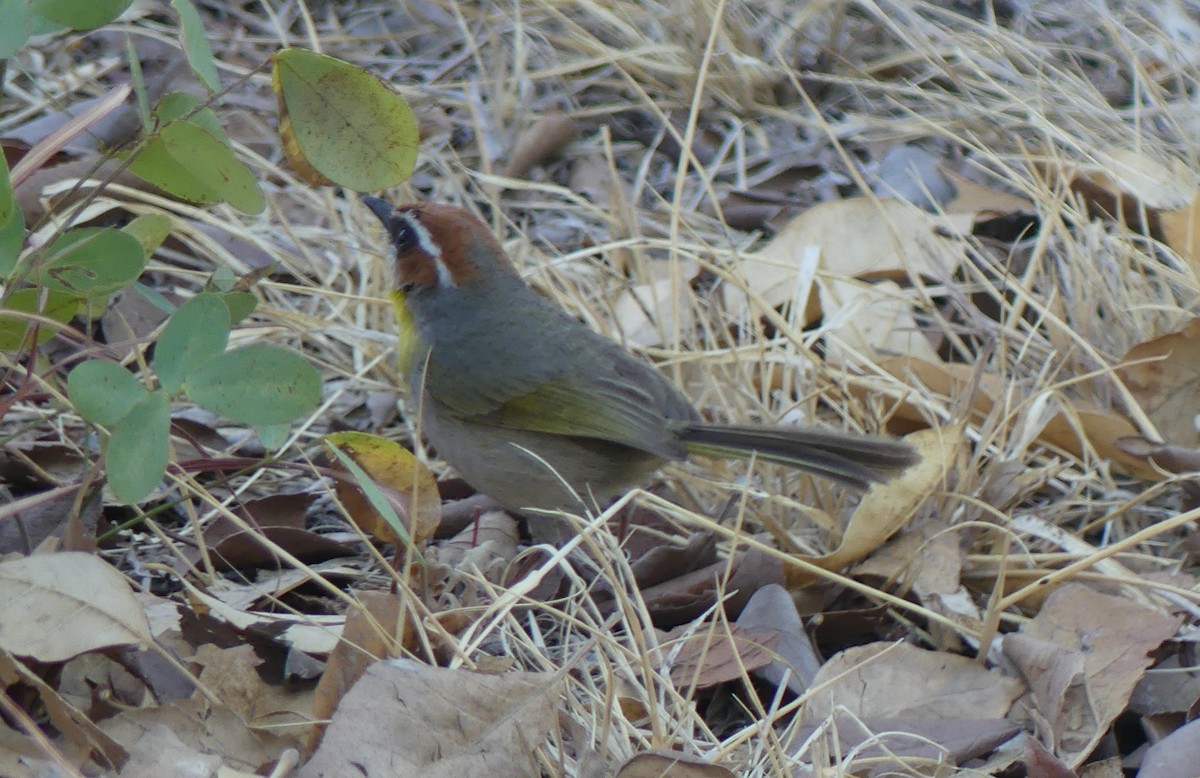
676;423;918;490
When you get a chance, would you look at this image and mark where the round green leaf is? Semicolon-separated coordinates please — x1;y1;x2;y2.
37;227;146;299
68;359;149;426
184;344;320;425
127;121;264;214
272;48;418;191
106;390;170;503
153;293;231;394
0;288;78;351
31;0;133;30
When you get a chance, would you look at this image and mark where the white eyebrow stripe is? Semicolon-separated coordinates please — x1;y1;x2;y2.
397;211;457;288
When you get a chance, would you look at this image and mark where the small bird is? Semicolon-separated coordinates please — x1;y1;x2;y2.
362;197;918;540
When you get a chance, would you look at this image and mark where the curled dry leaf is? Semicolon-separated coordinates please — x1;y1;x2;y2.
1065;147;1200;268
298;659;559;778
786;425;954;586
0;552;152;662
1138;718;1200;778
1117;317;1200;448
325;431;441;546
503;113;578;179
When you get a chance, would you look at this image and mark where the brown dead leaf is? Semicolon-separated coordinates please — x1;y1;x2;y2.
0;649;129;770
1062;148;1200;268
638;547;783;628
0;552;152;662
735;583;821;692
874;356;1164;480
117;724;222;778
1117;317;1200;448
1009;583;1182;768
1139;718;1200;778
941;169;1035;217
791;712;1019;774
818;277;941;363
616;751;737;777
310;591;405;752
787;426;953;586
802;642;1024;724
298;659;559;778
101;696;296;773
503;114;577;179
724;197;974;323
663;622;777;690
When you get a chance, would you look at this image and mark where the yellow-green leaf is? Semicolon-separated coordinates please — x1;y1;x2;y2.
272;48;418;191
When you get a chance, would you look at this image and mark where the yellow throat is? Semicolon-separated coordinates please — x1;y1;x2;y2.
389;289;421;376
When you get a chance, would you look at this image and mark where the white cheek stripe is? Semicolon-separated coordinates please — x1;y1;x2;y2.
400;212;457;288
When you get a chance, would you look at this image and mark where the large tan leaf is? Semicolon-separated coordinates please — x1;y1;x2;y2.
723;197;974;323
298;659;560;778
0;552;152;662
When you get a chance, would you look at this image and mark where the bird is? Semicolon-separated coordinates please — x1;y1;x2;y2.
362;197;918;541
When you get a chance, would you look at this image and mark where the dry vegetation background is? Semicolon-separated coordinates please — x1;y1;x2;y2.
4;0;1200;776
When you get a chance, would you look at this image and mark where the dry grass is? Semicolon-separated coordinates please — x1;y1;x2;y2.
7;0;1200;774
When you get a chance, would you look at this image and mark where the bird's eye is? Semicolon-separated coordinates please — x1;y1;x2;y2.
391;220;418;252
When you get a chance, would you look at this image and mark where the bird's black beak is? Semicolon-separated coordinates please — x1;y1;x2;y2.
361;195;394;225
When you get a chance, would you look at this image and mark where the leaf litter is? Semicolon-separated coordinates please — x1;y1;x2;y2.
4;1;1200;776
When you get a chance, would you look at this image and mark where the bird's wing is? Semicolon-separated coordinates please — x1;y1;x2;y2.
493;371;689;460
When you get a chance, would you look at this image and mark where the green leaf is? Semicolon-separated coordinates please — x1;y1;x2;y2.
127;120;264;213
106;389;170;503
132;282;177;316
121;213;172;255
0;0;31;70
170;0;220;92
185;344;320;425
255;423;291;452
31;0;133;30
0;288;79;351
68;359;148;426
0;154;22;277
153;293;230;394
272;48;418;191
34;227;146;299
220;291;257;324
153;92;225;139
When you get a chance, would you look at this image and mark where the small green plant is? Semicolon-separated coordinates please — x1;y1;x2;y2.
1;0;417;505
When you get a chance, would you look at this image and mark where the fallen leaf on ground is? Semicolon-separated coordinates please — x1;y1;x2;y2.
309;591;405;751
1117;317;1200;448
325;431;440;546
503;113;577;179
735;583;821;692
1138;717;1200;778
723;197;974;324
299;659;559;778
787;426;955;585
802;641;1024;724
615;751;737;777
1002;583;1181;768
0;552;152;662
663;622;777;690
